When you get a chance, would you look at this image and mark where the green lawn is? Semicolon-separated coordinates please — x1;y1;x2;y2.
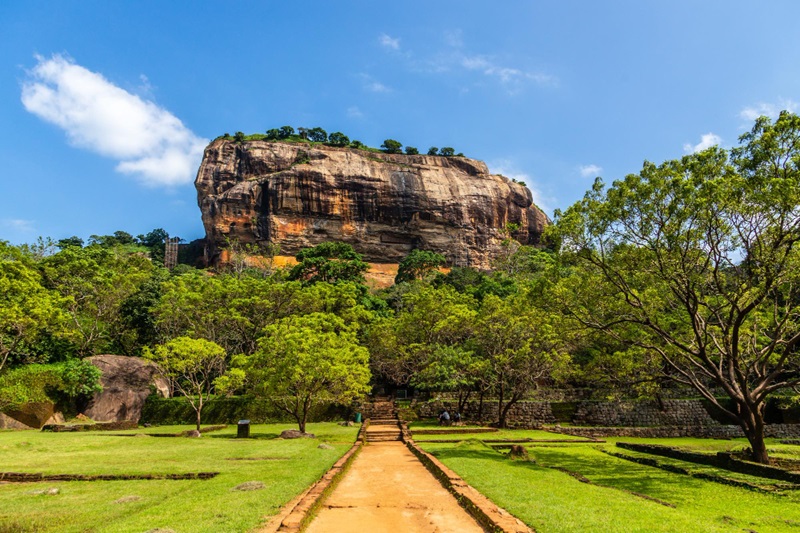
419;436;800;533
0;423;358;532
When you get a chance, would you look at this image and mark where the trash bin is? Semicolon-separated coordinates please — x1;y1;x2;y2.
237;419;251;438
354;412;362;423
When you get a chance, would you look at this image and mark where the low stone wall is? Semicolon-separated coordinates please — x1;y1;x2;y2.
418;400;555;427
616;442;800;483
551;424;800;439
572;399;718;427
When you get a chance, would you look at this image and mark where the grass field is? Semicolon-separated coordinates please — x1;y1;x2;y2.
0;423;358;533
416;429;800;533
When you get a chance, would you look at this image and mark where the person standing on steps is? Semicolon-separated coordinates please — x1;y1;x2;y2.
439;408;451;426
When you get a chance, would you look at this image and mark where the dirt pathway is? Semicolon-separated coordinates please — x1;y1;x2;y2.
305;441;484;533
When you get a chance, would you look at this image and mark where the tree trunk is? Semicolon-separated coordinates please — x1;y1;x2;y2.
299;396;311;434
738;400;769;464
457;390;471;415
195;408;201;432
478;390;485;421
497;384;506;428
500;395;520;430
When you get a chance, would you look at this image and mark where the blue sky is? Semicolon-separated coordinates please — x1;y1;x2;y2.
2;1;799;244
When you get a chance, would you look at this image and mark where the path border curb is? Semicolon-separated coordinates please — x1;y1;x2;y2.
402;423;533;533
259;425;365;533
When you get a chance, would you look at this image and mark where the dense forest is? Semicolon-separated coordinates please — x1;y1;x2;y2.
2;112;800;463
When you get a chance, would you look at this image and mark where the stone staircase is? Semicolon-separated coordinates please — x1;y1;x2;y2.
365;397;402;442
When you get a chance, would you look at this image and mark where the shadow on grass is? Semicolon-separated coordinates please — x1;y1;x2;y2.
207;432;282;439
429;441;701;505
525;447;706;501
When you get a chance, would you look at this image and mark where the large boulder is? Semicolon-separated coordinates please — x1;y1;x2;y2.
84;355;169;423
3;402;56;429
0;412;35;430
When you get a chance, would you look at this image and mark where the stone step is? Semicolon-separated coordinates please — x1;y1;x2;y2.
370;419;400;425
366;432;402;439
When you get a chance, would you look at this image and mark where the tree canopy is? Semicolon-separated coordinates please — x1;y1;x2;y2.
553;111;800;463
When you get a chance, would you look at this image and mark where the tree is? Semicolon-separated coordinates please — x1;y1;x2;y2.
405;146;419;155
440;147;455;157
553;111;800;463
307;127;328;142
288;242;369;285
427;147;439;156
381;139;403;154
234;131;246;143
239;313;370;433
410;345;488;414
350;140;366;150
297;127;309;140
395;249;446;284
328;132;350;147
278;125;295;139
56;236;84;249
475;293;567;428
0;242;65;371
144;337;226;431
266;128;281;140
367;285;477;387
40;245;153;356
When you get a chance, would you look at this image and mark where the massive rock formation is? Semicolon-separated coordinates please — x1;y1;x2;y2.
196;139;549;269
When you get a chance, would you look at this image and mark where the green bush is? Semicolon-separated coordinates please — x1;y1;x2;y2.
140;395;352;425
0;361;101;412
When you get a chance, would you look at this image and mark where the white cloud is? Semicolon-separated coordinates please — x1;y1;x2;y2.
443;30;464;48
21;54;208;187
489;160;553;215
379;33;400;50
461;54;557;88
359;73;391;93
346;106;364;119
579;164;602;178
683;132;722;154
2;219;35;233
740;99;798;122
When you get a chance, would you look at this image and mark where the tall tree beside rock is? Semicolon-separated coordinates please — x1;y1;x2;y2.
553;111;800;464
395;249;446;284
288;242;369;285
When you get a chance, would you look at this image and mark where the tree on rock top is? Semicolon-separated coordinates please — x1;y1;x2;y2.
288;242;369;285
380;139;403;154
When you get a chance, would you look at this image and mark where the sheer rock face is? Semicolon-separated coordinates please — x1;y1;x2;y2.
196;140;549;269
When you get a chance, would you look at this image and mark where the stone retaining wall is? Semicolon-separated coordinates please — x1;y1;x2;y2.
572;399;718;427
415;398;800;435
418;400;555;427
551;424;800;439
